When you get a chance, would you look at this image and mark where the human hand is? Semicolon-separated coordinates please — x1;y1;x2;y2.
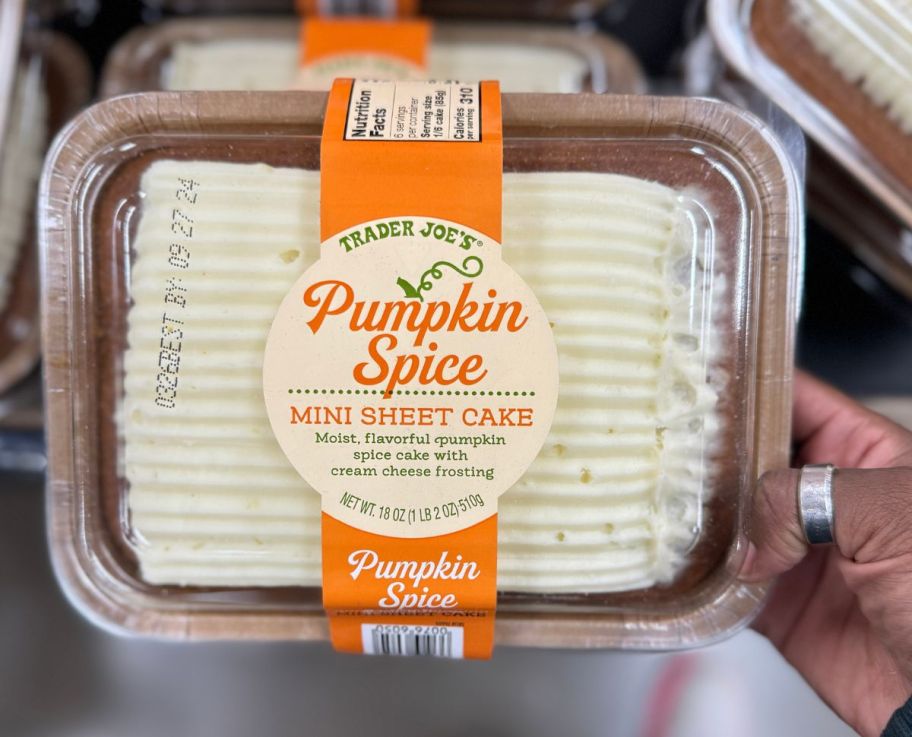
740;370;912;737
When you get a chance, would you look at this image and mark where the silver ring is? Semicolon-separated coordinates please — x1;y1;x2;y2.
798;464;837;545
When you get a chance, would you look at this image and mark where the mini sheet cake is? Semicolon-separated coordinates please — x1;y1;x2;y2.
124;161;718;593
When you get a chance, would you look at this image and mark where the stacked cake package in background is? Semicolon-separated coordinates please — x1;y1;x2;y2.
100;17;645;96
708;0;912;303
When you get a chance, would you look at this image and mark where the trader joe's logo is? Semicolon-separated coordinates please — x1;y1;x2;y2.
263;217;559;538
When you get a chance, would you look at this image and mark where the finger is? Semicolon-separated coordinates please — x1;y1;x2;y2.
833;468;912;562
793;370;912;467
740;466;912;582
749;547;832;642
792;369;844;448
740;469;804;581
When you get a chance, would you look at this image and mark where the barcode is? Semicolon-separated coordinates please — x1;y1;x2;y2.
361;624;464;658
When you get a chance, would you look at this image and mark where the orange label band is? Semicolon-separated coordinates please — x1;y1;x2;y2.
322;79;501;658
323;514;497;658
301;18;429;69
321;79;502;241
298;17;429;90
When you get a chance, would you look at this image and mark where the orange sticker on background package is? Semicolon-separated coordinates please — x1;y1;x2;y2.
263;79;558;659
297;17;430;88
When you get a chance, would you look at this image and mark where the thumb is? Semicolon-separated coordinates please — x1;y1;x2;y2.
740;467;912;582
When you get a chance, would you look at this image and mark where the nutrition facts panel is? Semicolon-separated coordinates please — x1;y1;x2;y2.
344;80;482;142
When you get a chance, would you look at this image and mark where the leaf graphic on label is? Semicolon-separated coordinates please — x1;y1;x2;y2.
396;277;422;300
396;257;485;303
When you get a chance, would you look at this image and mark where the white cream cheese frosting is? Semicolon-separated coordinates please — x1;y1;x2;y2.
0;62;47;312
124;160;719;593
165;40;590;93
791;0;912;133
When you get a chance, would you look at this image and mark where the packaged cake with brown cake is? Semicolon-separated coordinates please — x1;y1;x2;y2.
686;19;911;304
709;0;912;233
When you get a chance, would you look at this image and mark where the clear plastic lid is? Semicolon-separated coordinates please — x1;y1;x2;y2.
141;0;612;22
40;91;802;648
709;0;912;232
100;17;645;97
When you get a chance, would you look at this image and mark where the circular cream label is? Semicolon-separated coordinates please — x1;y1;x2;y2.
263;217;558;537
